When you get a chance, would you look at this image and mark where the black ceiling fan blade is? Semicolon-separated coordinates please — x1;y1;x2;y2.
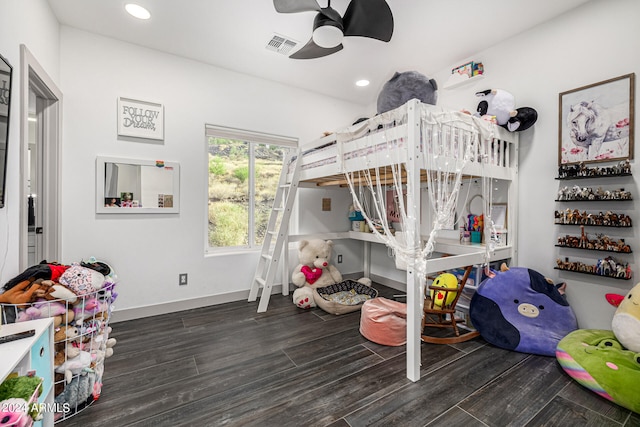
343;0;394;42
290;38;343;59
273;0;322;14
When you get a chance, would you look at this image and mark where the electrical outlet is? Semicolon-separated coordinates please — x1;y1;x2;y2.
337;254;343;263
179;273;188;286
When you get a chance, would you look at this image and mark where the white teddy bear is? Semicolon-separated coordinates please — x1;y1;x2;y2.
291;239;371;309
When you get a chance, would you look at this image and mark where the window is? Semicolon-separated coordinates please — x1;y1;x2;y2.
206;125;296;251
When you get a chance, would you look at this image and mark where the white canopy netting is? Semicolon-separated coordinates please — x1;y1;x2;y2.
338;103;501;278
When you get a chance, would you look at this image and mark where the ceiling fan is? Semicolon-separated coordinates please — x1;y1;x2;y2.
273;0;394;59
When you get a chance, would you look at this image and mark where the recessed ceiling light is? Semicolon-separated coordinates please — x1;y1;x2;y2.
355;79;370;87
125;3;151;20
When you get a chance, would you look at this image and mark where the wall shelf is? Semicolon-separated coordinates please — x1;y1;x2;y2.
555;223;632;228
555;244;632;254
554;266;632;280
554;163;634;281
556;173;632;180
555;198;632;202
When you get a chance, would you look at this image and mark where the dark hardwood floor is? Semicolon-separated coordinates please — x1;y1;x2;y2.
58;284;639;427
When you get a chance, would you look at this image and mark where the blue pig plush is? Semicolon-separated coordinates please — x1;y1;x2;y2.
469;267;577;356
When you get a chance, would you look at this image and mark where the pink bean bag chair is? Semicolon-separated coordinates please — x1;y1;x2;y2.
359;297;407;346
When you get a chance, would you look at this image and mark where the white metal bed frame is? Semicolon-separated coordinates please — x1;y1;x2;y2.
284;99;519;381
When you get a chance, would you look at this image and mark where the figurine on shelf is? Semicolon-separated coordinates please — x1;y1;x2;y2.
557;159;632;179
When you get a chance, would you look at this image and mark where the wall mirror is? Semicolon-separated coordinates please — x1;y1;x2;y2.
96;156;180;214
0;54;13;208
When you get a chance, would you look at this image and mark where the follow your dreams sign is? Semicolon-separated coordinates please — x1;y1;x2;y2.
118;97;164;140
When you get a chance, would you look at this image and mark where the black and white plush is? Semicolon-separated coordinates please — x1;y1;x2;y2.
377;71;438;114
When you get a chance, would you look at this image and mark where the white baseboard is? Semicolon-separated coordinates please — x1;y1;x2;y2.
368;273;406;294
110;285;283;323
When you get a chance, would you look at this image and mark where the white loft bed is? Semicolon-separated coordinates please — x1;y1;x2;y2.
285;99;519;382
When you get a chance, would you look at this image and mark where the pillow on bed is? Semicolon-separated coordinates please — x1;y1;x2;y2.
469;267;578;356
313;280;378;315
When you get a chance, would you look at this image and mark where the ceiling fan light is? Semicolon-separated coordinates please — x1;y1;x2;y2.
312;12;344;48
312;25;343;48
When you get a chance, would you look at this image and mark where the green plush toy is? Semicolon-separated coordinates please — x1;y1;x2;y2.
0;376;42;402
0;375;43;420
556;329;640;413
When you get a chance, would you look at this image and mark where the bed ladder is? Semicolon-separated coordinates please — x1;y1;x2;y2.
248;147;302;313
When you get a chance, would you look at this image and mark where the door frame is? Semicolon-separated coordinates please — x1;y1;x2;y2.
19;45;62;269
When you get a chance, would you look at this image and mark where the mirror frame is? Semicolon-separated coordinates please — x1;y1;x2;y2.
0;53;13;208
96;156;180;214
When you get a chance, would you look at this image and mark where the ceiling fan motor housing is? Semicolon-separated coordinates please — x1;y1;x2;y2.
312;12;344;48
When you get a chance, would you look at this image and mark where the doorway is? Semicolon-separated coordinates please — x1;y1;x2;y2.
20;45;62;269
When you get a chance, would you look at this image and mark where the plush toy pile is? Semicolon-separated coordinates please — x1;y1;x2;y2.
0;257;118;420
556;282;640;414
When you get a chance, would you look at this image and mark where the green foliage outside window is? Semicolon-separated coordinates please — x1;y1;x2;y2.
207;137;285;248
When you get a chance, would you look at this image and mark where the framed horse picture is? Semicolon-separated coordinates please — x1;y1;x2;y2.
558;73;634;165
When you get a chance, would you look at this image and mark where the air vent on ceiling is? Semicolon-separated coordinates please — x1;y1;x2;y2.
266;34;298;55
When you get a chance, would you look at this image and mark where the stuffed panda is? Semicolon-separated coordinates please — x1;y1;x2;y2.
475;89;538;132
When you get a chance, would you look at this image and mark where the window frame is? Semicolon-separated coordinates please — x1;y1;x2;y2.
205;124;297;254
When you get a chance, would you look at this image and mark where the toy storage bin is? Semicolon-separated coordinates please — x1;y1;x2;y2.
0;264;117;424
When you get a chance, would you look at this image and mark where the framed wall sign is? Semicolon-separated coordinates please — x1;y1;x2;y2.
558;73;634;165
117;97;164;140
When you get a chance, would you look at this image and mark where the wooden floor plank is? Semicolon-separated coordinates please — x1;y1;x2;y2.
459;355;571;426
344;345;528;426
426;406;488;427
56;284;632;427
558;378;631;423
525;395;624;427
127;346;385;427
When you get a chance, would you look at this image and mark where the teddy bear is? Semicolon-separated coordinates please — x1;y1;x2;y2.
291;239;343;309
291;239;371;309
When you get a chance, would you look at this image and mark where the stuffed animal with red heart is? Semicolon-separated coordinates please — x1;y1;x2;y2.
301;265;323;284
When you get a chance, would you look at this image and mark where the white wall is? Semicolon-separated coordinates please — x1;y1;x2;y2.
433;0;639;329
0;0;60;285
57;27;363;319
3;0;636;329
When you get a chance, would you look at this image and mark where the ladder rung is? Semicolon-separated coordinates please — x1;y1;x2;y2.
280;183;291;188
255;277;265;286
273;208;284;212
261;254;272;261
